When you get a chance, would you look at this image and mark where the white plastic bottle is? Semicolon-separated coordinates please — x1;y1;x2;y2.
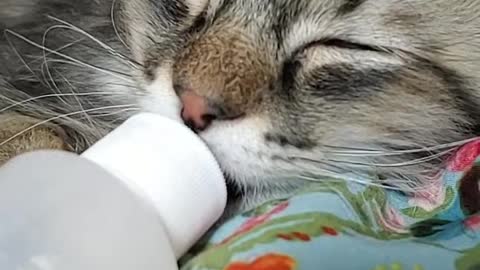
0;113;227;270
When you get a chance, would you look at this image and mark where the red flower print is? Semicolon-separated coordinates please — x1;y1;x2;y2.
225;254;296;270
277;233;294;241
277;232;311;242
448;140;480;171
276;227;338;241
464;215;480;231
322;226;339;236
292;232;311;241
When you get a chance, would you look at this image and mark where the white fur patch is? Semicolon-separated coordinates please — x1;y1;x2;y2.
141;67;182;123
199;117;317;188
200;117;277;185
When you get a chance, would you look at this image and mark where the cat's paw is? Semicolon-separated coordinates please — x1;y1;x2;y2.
0;113;69;164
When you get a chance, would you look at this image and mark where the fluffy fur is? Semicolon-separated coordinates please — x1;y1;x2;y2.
1;0;480;214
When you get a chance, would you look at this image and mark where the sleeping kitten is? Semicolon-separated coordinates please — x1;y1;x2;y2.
1;0;480;214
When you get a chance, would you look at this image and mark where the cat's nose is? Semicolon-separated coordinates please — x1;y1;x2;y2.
180;91;216;131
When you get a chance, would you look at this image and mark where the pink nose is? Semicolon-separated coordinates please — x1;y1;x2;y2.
180;91;215;131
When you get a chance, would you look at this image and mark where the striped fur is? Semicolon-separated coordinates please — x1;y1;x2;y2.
1;0;480;213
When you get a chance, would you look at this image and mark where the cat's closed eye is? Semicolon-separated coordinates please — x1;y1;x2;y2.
281;38;386;92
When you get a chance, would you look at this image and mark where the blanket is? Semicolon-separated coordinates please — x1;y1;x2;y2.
182;140;480;270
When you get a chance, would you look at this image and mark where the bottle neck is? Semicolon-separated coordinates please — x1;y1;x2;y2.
82;113;227;257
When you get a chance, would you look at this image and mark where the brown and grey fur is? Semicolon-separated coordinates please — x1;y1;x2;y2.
1;0;480;214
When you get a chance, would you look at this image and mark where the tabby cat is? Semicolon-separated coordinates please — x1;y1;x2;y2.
1;0;480;213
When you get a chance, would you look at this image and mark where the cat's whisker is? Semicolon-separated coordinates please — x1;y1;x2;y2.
320;138;478;156
0;104;140;148
47;15;142;68
289;148;453;169
18;39;85;69
42;58;135;81
324;148;454;168
110;0;130;50
58;73;103;138
88;108;139;118
87;108;139;118
298;174;396;190
4;29;133;82
41;25;85;108
4;29;43;84
287;152;446;193
298;172;427;193
0;92;119;113
40;60;69;107
280;155;380;185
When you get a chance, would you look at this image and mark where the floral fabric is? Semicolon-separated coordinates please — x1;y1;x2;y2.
182;140;480;270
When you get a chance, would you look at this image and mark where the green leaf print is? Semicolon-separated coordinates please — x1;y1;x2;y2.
372;263;425;270
298;180;390;228
181;211;409;270
456;244;480;270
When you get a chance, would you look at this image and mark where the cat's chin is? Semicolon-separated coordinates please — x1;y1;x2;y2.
197;116;300;189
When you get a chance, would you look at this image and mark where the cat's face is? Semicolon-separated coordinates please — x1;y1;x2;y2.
118;0;475;189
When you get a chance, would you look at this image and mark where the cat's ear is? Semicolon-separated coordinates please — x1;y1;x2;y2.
184;0;210;17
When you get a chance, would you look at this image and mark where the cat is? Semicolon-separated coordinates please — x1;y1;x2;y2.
1;0;480;215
